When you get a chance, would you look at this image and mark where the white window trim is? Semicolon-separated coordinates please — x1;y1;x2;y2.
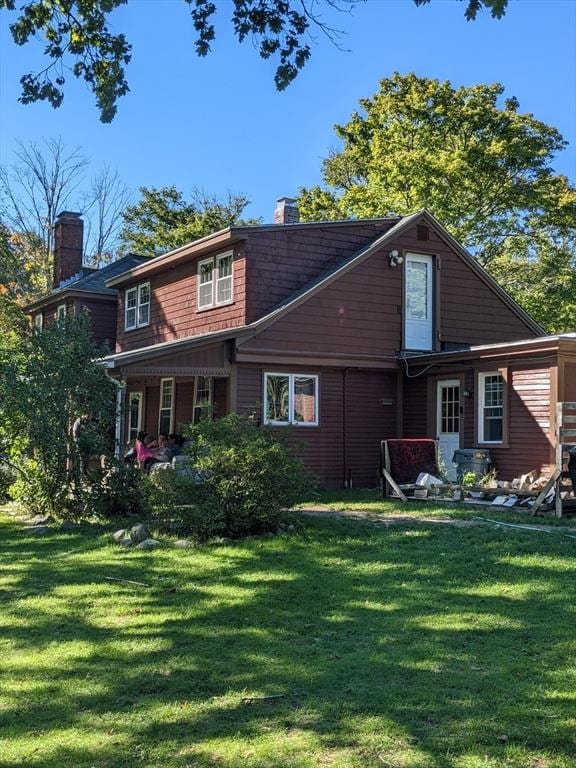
197;257;215;310
124;286;138;330
197;251;234;310
57;304;67;321
216;252;234;305
158;377;175;435
137;282;151;328
478;371;504;444
193;376;214;424
125;282;150;331
34;313;43;330
127;391;143;443
263;372;319;427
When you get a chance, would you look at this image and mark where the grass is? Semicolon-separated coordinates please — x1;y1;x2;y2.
301;488;576;528
1;504;576;768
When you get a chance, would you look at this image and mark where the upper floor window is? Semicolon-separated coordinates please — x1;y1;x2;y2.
404;253;433;350
33;313;43;331
125;282;150;331
264;373;318;427
478;371;504;443
57;304;67;322
198;251;233;310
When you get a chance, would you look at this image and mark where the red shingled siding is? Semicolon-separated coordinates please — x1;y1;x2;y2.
403;361;553;480
76;297;117;350
116;243;247;352
244;221;396;324
236;363;397;488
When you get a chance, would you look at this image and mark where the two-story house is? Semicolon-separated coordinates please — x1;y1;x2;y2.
26;211;148;349
100;200;576;488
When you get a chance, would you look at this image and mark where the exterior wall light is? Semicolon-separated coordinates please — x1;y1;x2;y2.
389;250;404;267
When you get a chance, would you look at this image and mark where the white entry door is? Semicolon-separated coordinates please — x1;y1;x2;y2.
437;380;460;481
405;253;433;350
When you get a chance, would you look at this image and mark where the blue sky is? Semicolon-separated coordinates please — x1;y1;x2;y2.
1;0;575;222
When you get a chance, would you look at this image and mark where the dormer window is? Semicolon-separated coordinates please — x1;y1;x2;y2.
197;252;233;310
125;282;150;330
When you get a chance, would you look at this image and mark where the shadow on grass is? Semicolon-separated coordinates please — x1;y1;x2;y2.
0;513;575;768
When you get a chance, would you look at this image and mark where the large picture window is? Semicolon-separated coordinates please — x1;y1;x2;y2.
125;282;150;330
264;373;318;426
197;251;233;309
158;378;174;435
478;371;504;443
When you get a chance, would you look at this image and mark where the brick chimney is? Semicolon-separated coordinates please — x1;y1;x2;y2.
53;211;84;289
274;197;299;224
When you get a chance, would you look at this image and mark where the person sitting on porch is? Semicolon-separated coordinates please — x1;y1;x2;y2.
135;431;159;471
155;433;171;462
167;433;186;458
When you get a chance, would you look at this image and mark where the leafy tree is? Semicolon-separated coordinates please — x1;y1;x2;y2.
1;0;511;123
298;73;576;331
119;186;261;256
0;312;116;516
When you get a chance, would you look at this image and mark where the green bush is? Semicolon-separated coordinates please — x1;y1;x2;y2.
81;461;146;519
145;414;314;540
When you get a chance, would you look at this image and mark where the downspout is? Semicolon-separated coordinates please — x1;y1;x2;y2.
343;367;349;489
105;368;126;460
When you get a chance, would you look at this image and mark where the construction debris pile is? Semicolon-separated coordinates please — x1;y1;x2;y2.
401;469;575;516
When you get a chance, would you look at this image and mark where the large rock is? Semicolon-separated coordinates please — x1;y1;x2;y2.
59;520;77;533
29;514;53;525
136;538;161;551
130;524;151;544
112;529;128;543
25;525;51;536
174;539;195;549
118;537;133;548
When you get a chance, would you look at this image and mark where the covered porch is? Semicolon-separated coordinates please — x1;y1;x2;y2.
101;337;235;448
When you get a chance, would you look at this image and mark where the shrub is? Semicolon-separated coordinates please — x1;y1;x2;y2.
145;414;314;540
0;314;116;517
81;461;146;519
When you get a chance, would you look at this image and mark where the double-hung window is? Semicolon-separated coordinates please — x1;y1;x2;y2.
127;392;143;442
264;373;319;426
158;378;174;435
197;252;233;309
57;304;66;322
33;313;43;331
193;376;213;423
478;371;504;443
125;282;150;330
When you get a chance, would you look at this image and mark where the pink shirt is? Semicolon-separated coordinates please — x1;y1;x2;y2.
135;440;156;462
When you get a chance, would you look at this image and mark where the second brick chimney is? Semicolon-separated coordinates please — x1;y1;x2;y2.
53;211;84;289
273;197;299;225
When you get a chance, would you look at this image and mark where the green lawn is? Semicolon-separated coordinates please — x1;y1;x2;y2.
301;488;576;527
1;506;576;768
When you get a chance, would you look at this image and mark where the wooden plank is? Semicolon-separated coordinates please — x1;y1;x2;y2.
531;469;561;515
382;467;408;502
